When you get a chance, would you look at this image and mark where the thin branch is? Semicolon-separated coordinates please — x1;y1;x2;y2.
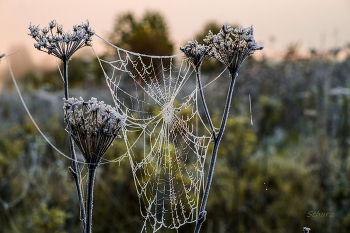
196;67;216;140
63;59;86;231
194;72;237;233
85;167;97;233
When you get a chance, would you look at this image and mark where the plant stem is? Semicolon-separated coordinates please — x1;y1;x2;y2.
86;167;97;233
63;59;86;231
63;59;69;100
194;72;237;233
196;67;216;140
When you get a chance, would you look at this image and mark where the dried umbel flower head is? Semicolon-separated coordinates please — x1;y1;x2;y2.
64;97;125;169
180;40;214;69
28;20;94;60
204;24;263;74
0;53;4;63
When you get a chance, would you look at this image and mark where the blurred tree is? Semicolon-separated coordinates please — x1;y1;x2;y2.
109;11;173;56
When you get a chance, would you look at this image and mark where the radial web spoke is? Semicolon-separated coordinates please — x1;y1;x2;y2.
94;36;214;232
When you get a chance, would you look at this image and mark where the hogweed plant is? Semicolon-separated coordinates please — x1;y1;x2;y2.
64;97;124;168
182;24;263;233
27;20;107;233
64;97;124;233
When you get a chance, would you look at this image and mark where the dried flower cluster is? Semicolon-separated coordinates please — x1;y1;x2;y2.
0;53;4;63
204;24;263;73
64;97;125;168
181;24;263;74
180;40;214;68
28;20;94;60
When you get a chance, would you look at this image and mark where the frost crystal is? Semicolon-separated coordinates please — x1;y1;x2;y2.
64;97;125;168
180;39;214;68
28;20;94;60
204;24;263;73
162;101;175;125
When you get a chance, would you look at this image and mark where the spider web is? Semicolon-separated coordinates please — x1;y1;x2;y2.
94;35;214;231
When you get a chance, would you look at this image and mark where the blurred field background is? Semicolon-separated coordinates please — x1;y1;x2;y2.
1;1;350;233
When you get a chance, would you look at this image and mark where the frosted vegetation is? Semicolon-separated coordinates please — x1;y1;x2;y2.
0;11;350;233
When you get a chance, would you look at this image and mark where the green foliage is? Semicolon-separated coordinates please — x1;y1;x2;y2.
257;96;284;139
30;203;71;233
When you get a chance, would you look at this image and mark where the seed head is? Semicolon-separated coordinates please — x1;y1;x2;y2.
204;24;263;74
64;97;125;168
180;39;214;69
28;20;95;61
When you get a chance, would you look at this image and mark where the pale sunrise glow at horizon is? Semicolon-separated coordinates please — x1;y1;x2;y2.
1;0;350;67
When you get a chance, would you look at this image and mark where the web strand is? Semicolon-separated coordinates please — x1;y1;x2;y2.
94;36;215;231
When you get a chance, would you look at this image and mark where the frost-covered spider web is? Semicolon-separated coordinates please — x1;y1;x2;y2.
94;35;213;231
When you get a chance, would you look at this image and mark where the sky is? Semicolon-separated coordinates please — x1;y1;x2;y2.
1;0;350;67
